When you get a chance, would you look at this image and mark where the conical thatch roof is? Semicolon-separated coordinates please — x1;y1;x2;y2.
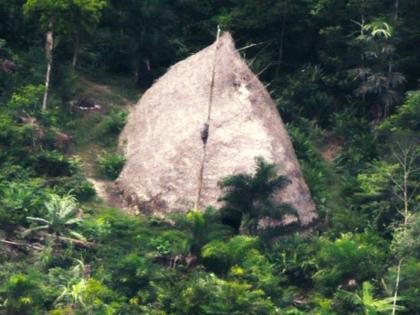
117;32;317;226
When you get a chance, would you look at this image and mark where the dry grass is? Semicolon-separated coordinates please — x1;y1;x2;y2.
117;32;317;226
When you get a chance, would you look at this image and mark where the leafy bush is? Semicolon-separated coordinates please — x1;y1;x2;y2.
171;273;279;315
352;161;403;232
97;151;125;179
380;90;420;133
277;64;335;126
0;273;46;314
0;112;36;157
52;276;119;314
391;212;420;260
148;230;190;257
52;174;96;202
172;207;233;254
100;107;127;135
271;235;319;286
32;151;76;177
330;109;366;141
288;123;330;208
111;253;157;298
231;248;282;298
202;235;260;274
386;258;420;313
7;84;44;112
0;163;34;181
330;110;378;173
333;281;402;315
0;179;46;227
314;232;387;294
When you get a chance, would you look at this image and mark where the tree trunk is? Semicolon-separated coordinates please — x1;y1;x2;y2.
392;258;403;315
360;0;367;102
391;147;415;315
135;57;152;89
372;102;382;121
72;33;80;69
53;231;61;254
275;0;288;78
42;20;54;110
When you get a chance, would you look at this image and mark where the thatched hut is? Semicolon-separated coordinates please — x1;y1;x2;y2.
117;32;317;226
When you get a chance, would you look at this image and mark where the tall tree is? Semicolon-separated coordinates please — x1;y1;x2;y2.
352;21;405;120
23;0;106;109
97;0;176;88
66;0;107;69
387;146;419;314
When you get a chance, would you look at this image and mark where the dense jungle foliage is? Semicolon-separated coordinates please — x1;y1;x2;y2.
0;0;419;314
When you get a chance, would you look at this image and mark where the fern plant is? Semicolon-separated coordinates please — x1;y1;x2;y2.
25;194;85;248
335;281;405;315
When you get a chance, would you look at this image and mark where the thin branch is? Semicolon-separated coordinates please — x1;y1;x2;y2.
392;259;403;315
57;236;94;248
388;175;404;193
408;182;420;200
237;41;269;52
256;63;273;76
392;151;404;168
0;239;43;250
391;190;405;202
247;56;258;67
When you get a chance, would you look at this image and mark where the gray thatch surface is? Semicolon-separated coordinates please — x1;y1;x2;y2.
117;32;317;225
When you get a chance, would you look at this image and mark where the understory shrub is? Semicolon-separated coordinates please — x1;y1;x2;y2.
100;107;127;135
385;258;420;313
202;235;261;274
171;273;279;315
32;151;77;177
111;253;158;298
314;231;387;294
52;174;96;202
288;122;330;212
0;178;46;227
97;151;125;179
270;235;319;287
0;273;46;315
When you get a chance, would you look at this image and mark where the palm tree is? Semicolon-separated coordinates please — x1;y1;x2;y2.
25;194;85;248
354;68;405;119
336;281;405;315
352;21;406;120
218;157;297;235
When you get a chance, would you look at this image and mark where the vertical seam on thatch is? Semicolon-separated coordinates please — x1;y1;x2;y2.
194;27;221;209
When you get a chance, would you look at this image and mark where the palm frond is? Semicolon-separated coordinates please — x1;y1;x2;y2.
23;225;50;237
65;218;83;225
68;231;87;241
26;216;50;225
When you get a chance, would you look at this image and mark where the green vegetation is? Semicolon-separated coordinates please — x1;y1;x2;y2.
96;151;125;180
0;1;419;314
25;194;86;248
219;157;297;234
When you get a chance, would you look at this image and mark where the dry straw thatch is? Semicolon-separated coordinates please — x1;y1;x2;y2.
117;32;317;226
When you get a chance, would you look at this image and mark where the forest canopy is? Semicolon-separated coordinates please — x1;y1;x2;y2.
0;0;419;314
